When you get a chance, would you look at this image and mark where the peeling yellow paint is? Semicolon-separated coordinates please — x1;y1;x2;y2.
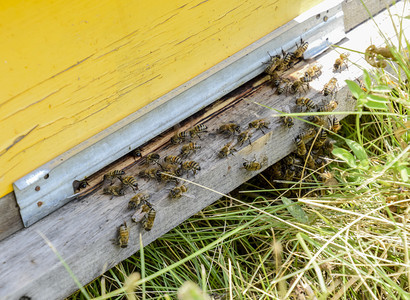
0;0;323;197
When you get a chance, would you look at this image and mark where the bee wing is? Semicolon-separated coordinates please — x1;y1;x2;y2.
131;207;147;223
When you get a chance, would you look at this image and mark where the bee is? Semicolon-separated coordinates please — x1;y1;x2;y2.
270;71;282;88
322;78;338;96
121;176;139;191
142;207;156;231
265;54;283;75
248;119;270;133
329;116;341;133
118;222;129;248
315;158;326;173
180;160;201;175
289;79;309;94
128;192;150;209
295;135;307;156
218;142;237;158
307;115;327;127
139;168;160;181
103;186;125;198
163;155;182;165
281;116;294;128
133;148;142;158
282;49;295;68
171;130;189;144
237;129;252;146
217;123;241;136
283;165;296;180
145;153;160;164
318;100;338;112
333;53;350;72
169;185;188;198
270;162;283;179
180;142;201;157
305;153;316;169
103;170;125;184
188;124;208;139
157;171;179;183
296;97;315;111
294;39;309;59
242;160;262;171
300;128;316;141
276;78;291;94
314;128;327;147
305;64;323;79
73;178;89;192
131;202;152;223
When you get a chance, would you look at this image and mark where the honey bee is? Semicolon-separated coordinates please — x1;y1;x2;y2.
300;128;316;141
333;53;350;72
145;153;160;164
276;78;291;94
180;160;201;175
121;176;139;191
133;148;142;158
305;64;323;78
289;79;309;94
217;123;241;136
218;142;237;158
237;129;252;146
329;116;341;133
282;49;295;69
103;170;125;184
296;97;315;111
270;71;282;88
73;178;89;192
294;39;309;59
158;171;179;183
169;185;188;198
314;128;327;147
142;207;156;231
188;124;208;139
118;222;129;248
322;78;338;96
307;115;327;127
318;100;338;112
265;54;283;75
242;160;262;171
305;153;316;169
180;142;201;157
103;186;125;198
270;162;283;179
171;130;189;144
295;135;307;156
139;168;160;181
128;193;151;209
281;116;294;128
163;155;182;165
248;119;270;133
131;202;152;223
283;165;296;180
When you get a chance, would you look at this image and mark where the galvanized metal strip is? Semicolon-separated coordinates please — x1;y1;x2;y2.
13;0;345;227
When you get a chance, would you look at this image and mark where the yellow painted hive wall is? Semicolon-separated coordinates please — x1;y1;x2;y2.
0;0;323;198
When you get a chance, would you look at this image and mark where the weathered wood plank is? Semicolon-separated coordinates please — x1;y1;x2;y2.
0;0;323;198
0;192;22;242
0;3;408;299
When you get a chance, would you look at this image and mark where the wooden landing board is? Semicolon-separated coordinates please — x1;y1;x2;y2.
0;0;323;198
0;46;361;299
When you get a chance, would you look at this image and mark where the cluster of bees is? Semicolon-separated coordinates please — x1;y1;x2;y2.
82;37;354;248
101;118;273;247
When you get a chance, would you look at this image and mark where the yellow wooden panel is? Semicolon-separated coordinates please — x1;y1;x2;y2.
0;0;323;198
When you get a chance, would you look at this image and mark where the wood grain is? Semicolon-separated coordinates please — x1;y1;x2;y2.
0;192;23;242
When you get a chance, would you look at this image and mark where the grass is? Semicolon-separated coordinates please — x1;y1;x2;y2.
67;4;410;300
